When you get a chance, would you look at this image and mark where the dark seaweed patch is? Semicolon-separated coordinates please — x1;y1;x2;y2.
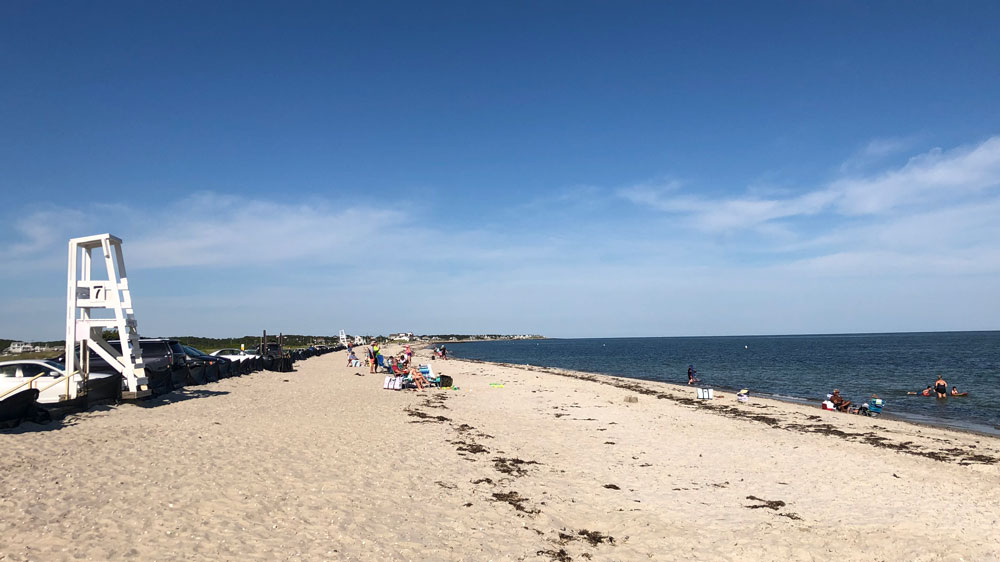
537;548;572;561
405;409;451;423
491;491;539;514
493;457;541;477
577;529;614;546
745;495;785;510
454;441;489;454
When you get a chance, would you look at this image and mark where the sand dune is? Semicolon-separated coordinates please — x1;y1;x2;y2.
2;345;998;561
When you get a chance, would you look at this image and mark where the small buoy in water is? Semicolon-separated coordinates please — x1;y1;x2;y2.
745;345;748;349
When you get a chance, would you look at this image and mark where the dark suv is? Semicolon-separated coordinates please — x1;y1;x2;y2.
257;342;283;359
58;338;189;396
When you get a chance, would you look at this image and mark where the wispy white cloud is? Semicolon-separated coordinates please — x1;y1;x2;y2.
619;136;1000;232
619;179;836;231
838;136;918;173
830;136;1000;215
125;192;406;268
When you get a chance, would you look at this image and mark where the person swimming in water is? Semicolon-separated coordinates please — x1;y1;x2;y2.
908;385;933;396
951;386;968;396
934;374;948;398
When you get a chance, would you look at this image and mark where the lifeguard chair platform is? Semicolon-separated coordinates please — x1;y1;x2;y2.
65;234;151;399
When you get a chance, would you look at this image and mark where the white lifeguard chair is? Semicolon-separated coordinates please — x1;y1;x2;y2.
65;234;151;399
338;330;348;346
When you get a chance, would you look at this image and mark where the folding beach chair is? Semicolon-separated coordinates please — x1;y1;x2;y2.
860;398;885;417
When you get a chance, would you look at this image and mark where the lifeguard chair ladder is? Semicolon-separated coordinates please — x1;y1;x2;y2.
65;234;151;399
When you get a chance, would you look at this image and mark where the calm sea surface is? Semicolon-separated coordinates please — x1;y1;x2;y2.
449;332;1000;435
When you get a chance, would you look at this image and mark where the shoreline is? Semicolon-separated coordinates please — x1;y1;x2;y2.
448;355;1000;457
3;345;998;560
443;347;1000;438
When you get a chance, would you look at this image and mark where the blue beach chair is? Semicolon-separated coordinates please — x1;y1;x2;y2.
862;398;885;417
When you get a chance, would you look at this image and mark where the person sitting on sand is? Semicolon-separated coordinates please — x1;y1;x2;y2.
830;389;851;412
346;349;358;367
934;374;948;398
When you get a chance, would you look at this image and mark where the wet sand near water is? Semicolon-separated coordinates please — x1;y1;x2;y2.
2;345;998;561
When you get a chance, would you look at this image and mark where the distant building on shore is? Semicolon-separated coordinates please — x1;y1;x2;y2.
2;341;64;355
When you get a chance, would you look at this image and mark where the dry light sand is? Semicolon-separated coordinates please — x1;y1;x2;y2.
2;344;999;562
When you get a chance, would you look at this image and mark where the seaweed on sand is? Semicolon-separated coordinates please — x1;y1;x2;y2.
536;548;572;561
405;408;450;423
454;440;489;454
491;491;539;514
493;457;540;477
745;495;785;510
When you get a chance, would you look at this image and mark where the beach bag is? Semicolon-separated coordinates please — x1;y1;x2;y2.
439;375;453;388
383;376;392;390
392;376;403;390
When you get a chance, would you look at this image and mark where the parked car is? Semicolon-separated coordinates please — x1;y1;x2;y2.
56;338;188;396
210;348;259;360
0;359;122;404
210;348;258;375
179;345;234;381
257;342;283;359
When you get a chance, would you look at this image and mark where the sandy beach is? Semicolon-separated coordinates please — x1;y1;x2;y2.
2;345;998;561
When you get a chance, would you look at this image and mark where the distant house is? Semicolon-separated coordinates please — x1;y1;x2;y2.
4;342;38;354
390;332;413;342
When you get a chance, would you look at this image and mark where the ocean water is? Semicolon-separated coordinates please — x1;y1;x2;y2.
448;332;1000;435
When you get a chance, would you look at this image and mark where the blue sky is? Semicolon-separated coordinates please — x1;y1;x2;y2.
2;1;999;339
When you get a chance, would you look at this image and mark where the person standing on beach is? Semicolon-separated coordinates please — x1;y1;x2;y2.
368;345;377;374
373;342;383;372
687;365;698;385
934;374;948;398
